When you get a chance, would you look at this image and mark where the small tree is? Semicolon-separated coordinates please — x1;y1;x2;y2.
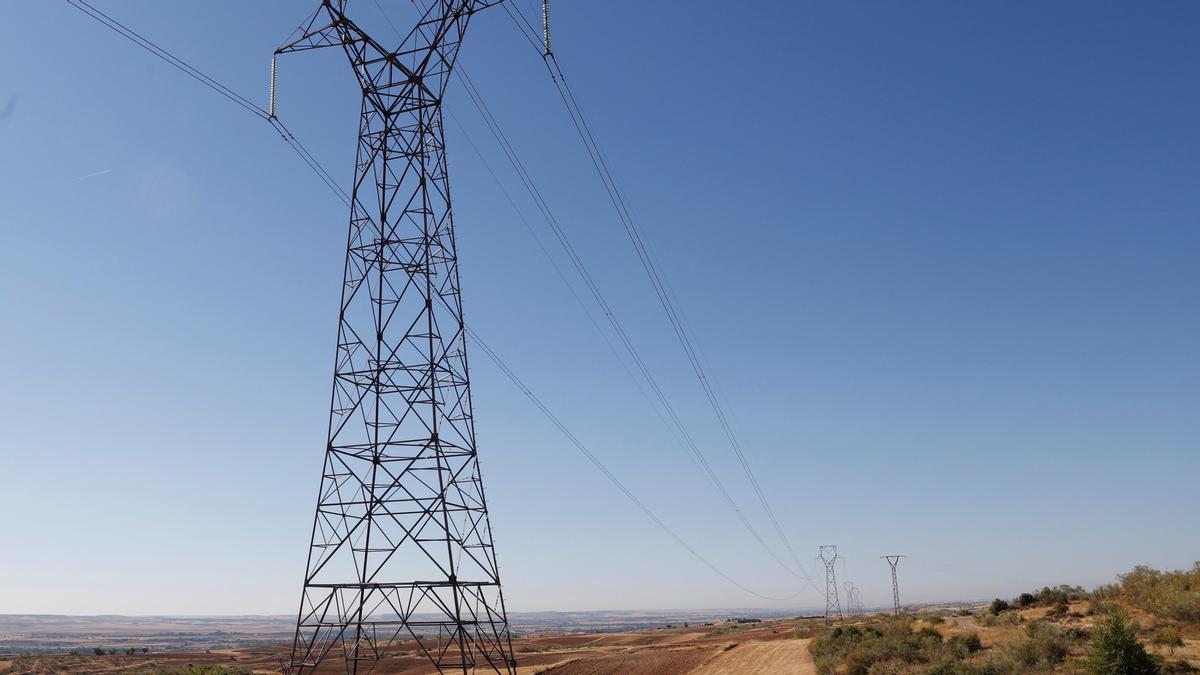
989;598;1010;615
1084;611;1158;675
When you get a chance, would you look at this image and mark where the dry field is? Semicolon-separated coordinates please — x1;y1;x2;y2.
0;618;819;674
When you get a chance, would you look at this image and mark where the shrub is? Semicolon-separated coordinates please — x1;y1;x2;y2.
1047;599;1070;617
928;661;1018;675
1016;593;1038;608
989;599;1010;615
926;614;946;625
1009;621;1070;670
1083;611;1158;675
809;620;958;675
1151;627;1184;655
947;632;983;657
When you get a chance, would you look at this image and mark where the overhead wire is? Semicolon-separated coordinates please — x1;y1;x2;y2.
65;0;800;604
420;13;818;590
468;328;798;602
64;0;351;208
504;2;812;576
376;0;815;590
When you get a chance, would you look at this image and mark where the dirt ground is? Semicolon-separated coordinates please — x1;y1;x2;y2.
690;639;814;674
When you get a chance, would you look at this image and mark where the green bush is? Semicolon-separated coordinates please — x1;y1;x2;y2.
1083;611;1159;675
989;599;1010;615
1016;593;1038;608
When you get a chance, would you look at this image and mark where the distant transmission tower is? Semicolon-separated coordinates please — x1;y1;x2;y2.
277;2;516;673
882;555;906;616
843;581;856;616
819;546;843;625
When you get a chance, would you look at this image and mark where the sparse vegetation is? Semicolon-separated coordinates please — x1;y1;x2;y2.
808;618;984;675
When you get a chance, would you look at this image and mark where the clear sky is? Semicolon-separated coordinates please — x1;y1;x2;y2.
1;1;1197;616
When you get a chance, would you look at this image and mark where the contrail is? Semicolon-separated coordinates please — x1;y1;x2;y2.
0;96;15;122
71;169;112;181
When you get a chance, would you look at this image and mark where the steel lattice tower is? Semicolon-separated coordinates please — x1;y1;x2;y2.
276;2;515;672
819;546;842;625
882;555;905;616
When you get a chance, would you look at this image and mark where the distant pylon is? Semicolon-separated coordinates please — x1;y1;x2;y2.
819;546;843;625
882;555;906;615
843;581;856;616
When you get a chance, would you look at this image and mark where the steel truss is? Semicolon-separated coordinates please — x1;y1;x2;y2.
277;2;515;672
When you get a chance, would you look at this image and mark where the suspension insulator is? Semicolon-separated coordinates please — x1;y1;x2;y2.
269;57;278;118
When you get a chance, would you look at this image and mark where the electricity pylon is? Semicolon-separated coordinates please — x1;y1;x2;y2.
276;2;515;673
819;546;843;625
882;555;906;616
843;581;856;616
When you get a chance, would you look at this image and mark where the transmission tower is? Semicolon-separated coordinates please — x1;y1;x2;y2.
842;581;855;617
882;555;906;616
277;2;515;673
819;546;843;625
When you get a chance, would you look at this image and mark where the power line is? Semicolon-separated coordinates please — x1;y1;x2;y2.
66;0;801;606
64;0;350;209
456;64;798;573
379;2;820;590
65;0;266;119
469;328;799;602
507;2;810;576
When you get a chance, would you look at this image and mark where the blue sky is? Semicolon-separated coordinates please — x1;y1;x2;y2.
0;1;1197;615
